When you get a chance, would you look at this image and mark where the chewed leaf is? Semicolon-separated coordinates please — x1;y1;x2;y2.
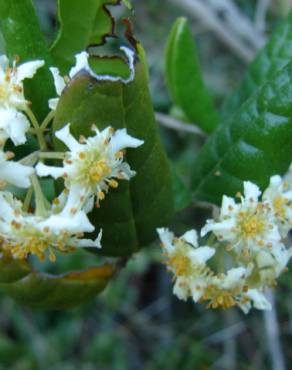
51;0;121;74
0;264;115;309
53;48;174;257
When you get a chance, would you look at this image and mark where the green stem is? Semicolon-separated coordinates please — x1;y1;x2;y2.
23;187;33;212
30;174;48;217
39;152;65;160
26;108;47;151
40;110;55;131
18;150;40;166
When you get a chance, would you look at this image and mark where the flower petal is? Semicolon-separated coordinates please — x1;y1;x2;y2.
0;108;29;145
48;98;60;111
243;181;261;202
69;51;90;78
50;67;66;96
246;289;272;311
181;229;198;247
36;162;65;179
110;128;144;153
0;161;34;188
55;123;82;151
16;60;45;84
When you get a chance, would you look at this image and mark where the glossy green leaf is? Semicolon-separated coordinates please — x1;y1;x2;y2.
191;61;292;205
165;17;218;133
53;58;174;257
0;263;115;309
223;13;292;115
0;0;54;119
51;0;119;74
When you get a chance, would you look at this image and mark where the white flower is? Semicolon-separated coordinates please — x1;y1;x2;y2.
201;181;281;258
201;266;251;309
49;47;135;110
157;228;215;302
0;55;44;111
0;150;34;188
36;124;143;205
0;107;30;146
256;244;292;284
263;175;292;237
239;289;272;313
0;191;102;262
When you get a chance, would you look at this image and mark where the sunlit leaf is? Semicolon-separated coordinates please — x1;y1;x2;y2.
165;17;218;133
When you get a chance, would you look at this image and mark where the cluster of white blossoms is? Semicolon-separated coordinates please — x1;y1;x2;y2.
0;51;143;262
158;176;292;313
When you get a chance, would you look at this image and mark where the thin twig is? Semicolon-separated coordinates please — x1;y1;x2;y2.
207;0;266;49
155;112;207;137
169;0;261;62
263;289;286;370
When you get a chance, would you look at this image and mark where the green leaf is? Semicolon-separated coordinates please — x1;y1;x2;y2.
223;13;292;115
191;61;292;205
51;0;119;74
170;164;192;212
0;256;30;283
53;56;174;257
165;17;218;133
0;0;54;119
122;0;133;10
0;263;115;309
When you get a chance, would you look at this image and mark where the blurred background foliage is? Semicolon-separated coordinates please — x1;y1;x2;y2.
1;0;292;369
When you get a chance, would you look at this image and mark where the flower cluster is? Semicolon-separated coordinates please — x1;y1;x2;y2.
0;52;143;262
158;176;292;313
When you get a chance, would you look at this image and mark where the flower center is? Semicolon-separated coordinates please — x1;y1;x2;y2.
0;84;10;102
89;159;111;183
74;150;112;191
273;195;287;219
168;252;193;277
237;209;267;240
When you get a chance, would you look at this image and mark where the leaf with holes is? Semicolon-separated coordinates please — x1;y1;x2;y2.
191;61;292;205
52;54;174;257
0;263;115;309
223;13;292;115
165;17;218;133
51;0;121;74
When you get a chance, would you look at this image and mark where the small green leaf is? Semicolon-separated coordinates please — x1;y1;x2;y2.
122;0;133;10
0;264;115;309
0;256;30;283
191;61;292;204
223;13;292;115
53;55;174;257
165;17;218;133
0;0;54;119
171;164;192;211
51;0;119;74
